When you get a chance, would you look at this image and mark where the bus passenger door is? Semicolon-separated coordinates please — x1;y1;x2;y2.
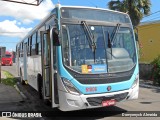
41;30;51;99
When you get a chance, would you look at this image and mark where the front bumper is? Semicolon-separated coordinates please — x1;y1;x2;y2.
58;83;139;111
1;61;12;65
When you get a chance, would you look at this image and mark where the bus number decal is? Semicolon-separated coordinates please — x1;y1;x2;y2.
86;87;97;92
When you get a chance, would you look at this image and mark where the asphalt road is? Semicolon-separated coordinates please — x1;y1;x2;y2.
1;63;18;78
1;64;160;120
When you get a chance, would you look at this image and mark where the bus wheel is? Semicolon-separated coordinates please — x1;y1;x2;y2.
38;75;43;99
20;69;25;85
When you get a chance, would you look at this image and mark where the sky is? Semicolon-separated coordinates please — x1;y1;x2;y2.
0;0;159;51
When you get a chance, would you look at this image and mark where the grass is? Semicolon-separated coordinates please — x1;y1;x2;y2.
1;71;17;86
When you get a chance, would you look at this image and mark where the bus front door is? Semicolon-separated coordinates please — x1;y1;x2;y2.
41;30;51;100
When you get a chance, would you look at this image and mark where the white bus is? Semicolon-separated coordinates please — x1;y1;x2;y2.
16;4;139;111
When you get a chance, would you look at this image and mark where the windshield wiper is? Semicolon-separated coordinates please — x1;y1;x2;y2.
111;23;121;44
107;23;121;59
81;21;96;63
107;31;113;60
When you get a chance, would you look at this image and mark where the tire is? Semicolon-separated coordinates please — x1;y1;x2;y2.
20;69;25;85
38;75;43;99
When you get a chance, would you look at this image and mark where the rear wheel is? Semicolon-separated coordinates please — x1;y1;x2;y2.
20;69;25;85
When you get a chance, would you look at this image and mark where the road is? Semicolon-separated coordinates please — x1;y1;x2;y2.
1;64;160;120
1;63;18;78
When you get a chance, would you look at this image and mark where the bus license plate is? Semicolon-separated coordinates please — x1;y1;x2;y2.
102;99;116;107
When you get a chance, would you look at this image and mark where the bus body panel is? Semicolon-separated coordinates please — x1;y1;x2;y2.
27;56;42;91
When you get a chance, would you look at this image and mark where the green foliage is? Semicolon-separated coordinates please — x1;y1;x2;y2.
1;71;17;86
151;55;160;86
108;0;151;27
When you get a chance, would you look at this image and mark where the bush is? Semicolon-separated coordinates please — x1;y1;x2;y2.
151;55;160;86
1;71;17;86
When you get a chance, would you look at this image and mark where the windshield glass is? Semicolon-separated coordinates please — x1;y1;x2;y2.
62;24;136;73
5;54;12;58
61;7;130;23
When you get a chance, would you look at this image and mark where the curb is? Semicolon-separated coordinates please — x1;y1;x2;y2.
14;82;27;100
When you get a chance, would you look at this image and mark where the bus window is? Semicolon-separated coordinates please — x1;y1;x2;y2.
37;26;45;55
31;32;37;55
20;42;23;57
62;26;69;66
28;38;31;56
53;29;60;46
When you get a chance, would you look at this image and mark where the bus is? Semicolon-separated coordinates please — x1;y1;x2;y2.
16;4;139;111
1;51;13;66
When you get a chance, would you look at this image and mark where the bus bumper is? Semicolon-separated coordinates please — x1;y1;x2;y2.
58;83;139;111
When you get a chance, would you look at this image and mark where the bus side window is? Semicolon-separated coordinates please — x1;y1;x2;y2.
53;29;59;68
20;42;23;57
61;26;69;66
36;43;39;55
19;43;22;57
37;30;41;55
18;44;20;57
27;38;30;56
53;46;56;69
19;44;21;57
53;30;60;46
16;45;18;56
31;32;37;56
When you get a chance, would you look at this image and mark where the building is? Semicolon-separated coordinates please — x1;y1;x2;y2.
138;21;160;63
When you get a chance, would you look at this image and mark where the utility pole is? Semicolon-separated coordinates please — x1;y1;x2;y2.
0;47;6;83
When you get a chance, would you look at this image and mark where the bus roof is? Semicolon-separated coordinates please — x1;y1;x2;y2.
17;4;130;45
59;5;128;16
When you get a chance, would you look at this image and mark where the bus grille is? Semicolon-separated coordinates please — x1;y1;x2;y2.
86;92;128;106
76;76;131;84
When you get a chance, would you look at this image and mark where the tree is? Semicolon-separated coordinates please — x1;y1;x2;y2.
108;0;151;27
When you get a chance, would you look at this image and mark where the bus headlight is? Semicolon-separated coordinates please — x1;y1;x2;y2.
62;78;81;95
131;74;139;88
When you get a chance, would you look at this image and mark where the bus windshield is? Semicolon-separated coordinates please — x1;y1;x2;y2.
62;23;136;74
61;8;136;74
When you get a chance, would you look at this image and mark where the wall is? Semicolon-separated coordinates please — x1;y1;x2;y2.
138;22;160;63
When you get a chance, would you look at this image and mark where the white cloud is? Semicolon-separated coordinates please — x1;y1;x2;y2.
0;20;32;38
0;0;54;24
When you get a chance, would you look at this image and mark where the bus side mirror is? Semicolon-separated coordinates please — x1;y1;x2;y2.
53;30;60;46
